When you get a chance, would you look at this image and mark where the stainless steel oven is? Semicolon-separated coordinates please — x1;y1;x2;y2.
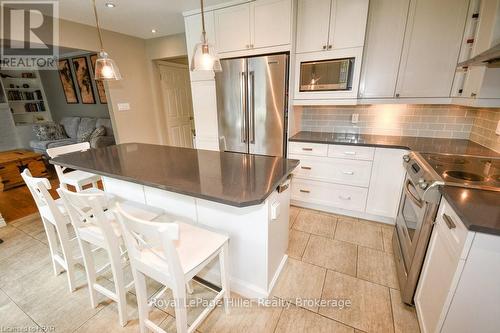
299;57;354;91
394;152;443;305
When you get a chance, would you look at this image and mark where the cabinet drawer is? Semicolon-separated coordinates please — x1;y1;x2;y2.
290;154;372;187
328;144;375;160
435;198;469;260
291;178;367;212
289;142;328;156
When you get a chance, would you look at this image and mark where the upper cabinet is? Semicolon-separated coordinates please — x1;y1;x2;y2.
214;0;292;55
296;0;369;53
395;0;469;98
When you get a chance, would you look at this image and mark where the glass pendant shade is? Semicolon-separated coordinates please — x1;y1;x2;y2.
94;51;122;80
191;41;222;72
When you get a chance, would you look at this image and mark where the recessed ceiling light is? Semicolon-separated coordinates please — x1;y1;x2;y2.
151;29;158;34
105;2;116;8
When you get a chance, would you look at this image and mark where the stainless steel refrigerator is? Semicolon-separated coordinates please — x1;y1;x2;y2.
215;53;288;157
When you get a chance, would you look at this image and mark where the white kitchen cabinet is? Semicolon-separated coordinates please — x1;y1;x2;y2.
253;0;292;48
296;0;368;53
366;148;407;219
214;3;252;53
190;80;219;151
184;11;216;82
395;0;469;98
359;0;410;98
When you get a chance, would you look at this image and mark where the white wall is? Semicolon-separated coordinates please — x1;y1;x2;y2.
0;106;20;151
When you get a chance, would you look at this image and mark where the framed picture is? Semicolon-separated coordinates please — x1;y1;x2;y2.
57;59;78;104
72;56;95;104
90;54;107;104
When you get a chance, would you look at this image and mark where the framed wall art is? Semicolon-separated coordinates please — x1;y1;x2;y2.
57;59;78;104
72;56;95;104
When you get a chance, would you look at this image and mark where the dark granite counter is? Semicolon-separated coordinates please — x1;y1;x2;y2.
50;143;299;207
289;131;500;157
440;187;500;236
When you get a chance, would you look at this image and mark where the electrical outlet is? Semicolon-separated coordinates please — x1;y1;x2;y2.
496;120;500;135
117;103;130;111
352;113;359;124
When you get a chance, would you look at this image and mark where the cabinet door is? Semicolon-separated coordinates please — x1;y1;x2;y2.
396;0;469;97
215;3;251;53
329;0;369;50
253;0;292;48
359;0;410;98
184;11;216;82
296;0;332;53
365;148;406;219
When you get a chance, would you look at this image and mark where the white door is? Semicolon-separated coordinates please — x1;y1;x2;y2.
159;63;195;148
396;0;469;97
215;3;251;53
359;0;410;98
253;0;292;48
295;0;332;53
329;0;369;50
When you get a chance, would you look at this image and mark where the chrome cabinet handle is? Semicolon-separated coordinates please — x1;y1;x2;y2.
342;171;354;175
443;214;456;229
300;189;310;193
404;179;423;208
302;148;313;151
339;195;351;200
301;166;312;170
328;45;332;49
322;45;327;50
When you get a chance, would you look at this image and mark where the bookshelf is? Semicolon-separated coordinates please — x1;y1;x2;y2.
0;69;52;126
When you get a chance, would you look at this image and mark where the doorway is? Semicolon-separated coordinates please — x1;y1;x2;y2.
157;58;195;148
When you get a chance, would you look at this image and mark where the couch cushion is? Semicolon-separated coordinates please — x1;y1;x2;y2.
60;117;81;139
77;117;97;141
46;138;79;149
96;118;113;137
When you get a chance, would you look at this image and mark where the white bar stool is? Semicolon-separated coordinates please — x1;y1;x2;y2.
115;203;231;333
47;142;101;192
57;187;164;327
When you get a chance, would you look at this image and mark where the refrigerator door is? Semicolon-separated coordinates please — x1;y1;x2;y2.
215;58;249;153
247;54;288;157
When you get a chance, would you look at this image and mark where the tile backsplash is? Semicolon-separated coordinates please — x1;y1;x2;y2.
296;104;500;152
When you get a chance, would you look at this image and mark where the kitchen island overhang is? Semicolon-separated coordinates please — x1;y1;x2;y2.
51;143;299;298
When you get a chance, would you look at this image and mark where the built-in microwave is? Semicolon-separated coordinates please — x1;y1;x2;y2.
299;57;354;92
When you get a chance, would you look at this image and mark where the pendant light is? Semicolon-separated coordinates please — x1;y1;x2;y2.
92;0;122;80
190;0;222;72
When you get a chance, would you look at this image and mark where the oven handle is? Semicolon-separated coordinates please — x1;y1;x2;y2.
404;179;423;208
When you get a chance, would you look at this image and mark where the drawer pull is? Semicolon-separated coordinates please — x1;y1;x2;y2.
301;166;312;170
339;195;351;200
342;171;354;175
300;189;310;193
443;214;456;229
343;151;356;155
302;148;313;151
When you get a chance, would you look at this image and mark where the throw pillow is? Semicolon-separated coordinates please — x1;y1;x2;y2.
78;127;95;142
33;123;67;141
90;126;106;141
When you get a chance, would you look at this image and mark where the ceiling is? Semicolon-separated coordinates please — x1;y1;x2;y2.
49;0;230;39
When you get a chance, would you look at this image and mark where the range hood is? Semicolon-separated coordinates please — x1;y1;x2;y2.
458;43;500;68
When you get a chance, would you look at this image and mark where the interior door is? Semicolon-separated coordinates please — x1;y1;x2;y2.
247;54;287;157
159;63;195;148
215;58;248;153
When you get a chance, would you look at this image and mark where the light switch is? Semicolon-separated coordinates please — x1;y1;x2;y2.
271;201;280;220
117;103;130;111
352;113;359;124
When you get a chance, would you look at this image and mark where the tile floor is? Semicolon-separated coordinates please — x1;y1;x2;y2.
0;207;420;333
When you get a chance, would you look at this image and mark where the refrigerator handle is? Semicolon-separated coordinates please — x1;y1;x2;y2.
249;71;255;144
240;72;247;143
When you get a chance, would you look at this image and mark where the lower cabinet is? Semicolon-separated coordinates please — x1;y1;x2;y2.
289;142;407;223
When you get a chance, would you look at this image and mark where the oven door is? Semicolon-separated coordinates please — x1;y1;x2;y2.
395;175;427;269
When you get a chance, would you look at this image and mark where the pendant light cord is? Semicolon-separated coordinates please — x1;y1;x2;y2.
200;0;207;43
92;0;105;51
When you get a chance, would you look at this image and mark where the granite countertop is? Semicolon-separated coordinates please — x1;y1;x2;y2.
440;187;500;236
289;131;500;157
50;143;299;207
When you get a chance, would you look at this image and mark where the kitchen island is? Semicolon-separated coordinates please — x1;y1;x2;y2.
51;143;299;298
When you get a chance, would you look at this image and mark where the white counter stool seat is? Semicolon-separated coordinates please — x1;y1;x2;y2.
57;187;164;327
21;169;81;292
47;142;101;192
115;203;231;333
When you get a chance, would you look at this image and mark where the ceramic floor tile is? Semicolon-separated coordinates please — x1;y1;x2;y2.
334;218;383;250
287;229;310;259
390;288;421;333
272;258;326;312
293;210;337;238
382;227;394;253
198;293;283;333
319;271;394;333
289;206;300;229
10;213;45;237
0;241;51;285
0;289;40;330
0;226;41;261
357;246;399;289
275;305;354;333
302;235;357;276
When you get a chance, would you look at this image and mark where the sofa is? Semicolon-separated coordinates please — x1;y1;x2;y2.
30;116;116;154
